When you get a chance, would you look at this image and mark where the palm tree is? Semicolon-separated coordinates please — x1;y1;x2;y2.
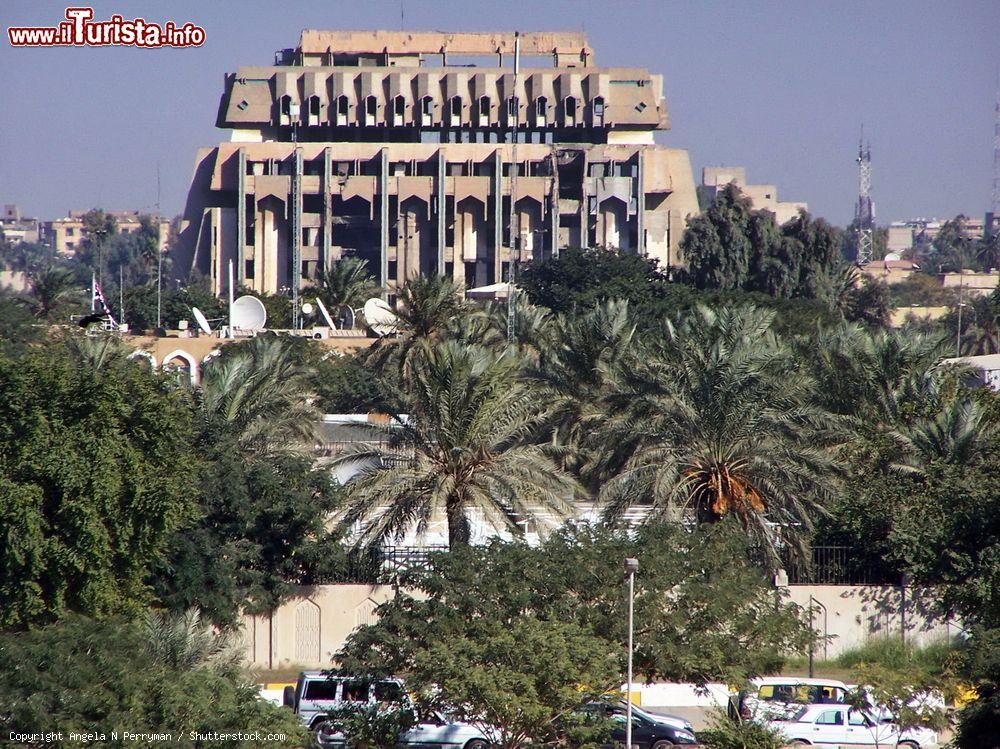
370;274;480;372
593;306;843;565
312;257;381;321
143;608;243;678
891;396;992;474
335;340;578;549
28;266;78;319
198;335;321;455
532;300;637;487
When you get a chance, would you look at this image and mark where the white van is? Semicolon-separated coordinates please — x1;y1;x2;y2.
740;677;850;721
283;672;409;730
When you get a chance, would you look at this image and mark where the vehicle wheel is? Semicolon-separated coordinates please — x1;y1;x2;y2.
651;741;675;749
463;740;489;749
789;742;810;746
897;743;919;749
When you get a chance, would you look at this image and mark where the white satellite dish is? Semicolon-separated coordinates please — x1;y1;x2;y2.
301;302;315;316
315;297;337;329
363;297;398;337
191;307;212;336
884;252;902;262
231;295;267;331
337;305;356;330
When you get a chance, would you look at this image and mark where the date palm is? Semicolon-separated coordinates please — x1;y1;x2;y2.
197;336;320;455
336;340;577;549
313;257;381;318
29;266;78;319
594;306;843;565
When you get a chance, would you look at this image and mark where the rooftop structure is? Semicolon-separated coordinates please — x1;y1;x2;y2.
0;204;42;245
46;210;171;256
174;29;699;301
698;166;806;226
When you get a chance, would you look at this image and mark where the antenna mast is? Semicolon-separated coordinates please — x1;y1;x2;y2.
855;130;875;265
991;70;1000;223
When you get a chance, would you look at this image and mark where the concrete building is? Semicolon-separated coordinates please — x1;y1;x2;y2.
0;204;42;245
698;166;807;226
940;269;1000;298
887;217;988;255
45;210;171;257
174;30;700;297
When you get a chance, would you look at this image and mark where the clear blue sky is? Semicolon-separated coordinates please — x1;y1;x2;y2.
1;0;997;227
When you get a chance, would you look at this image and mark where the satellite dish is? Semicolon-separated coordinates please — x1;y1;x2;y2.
301;302;315;316
231;295;267;331
192;307;212;336
363;297;398;337
884;252;902;262
337;305;356;330
315;297;337;329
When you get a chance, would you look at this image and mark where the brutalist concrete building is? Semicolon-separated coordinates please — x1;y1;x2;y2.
174;30;699;296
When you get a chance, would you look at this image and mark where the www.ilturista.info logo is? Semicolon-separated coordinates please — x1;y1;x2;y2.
8;7;205;48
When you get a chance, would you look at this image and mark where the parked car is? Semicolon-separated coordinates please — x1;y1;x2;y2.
315;713;490;749
584;700;696;735
283;672;410;730
737;677;850;721
603;711;698;747
767;704;939;747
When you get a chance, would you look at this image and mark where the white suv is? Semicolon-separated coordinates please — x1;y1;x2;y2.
283;673;409;730
768;704;938;747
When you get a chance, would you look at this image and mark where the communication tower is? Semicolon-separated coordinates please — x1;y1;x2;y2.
855;134;875;265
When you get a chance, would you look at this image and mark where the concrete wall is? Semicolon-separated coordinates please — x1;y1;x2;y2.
783;584;959;659
241;582;959;670
241;584;400;670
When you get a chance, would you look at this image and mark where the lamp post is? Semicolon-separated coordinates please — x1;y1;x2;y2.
624;558;639;749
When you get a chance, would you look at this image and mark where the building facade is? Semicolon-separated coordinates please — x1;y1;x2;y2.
0;204;42;245
46;210;171;256
698;166;807;226
174;30;699;296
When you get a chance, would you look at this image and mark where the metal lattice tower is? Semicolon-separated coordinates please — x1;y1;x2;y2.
855;136;875;265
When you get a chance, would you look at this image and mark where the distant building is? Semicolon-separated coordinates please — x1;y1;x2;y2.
886;217;987;255
174;29;701;298
940;269;999;298
698;166;807;226
858;258;920;285
941;354;1000;391
45;210;171;256
0;204;42;245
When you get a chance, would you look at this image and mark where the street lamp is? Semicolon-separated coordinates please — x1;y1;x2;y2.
624;558;639;749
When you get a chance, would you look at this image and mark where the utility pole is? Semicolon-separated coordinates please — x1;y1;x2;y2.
855;130;875;265
507;31;521;342
156;161;163;329
990;69;1000;236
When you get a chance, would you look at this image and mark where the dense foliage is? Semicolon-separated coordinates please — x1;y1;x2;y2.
0;615;307;748
337;523;810;748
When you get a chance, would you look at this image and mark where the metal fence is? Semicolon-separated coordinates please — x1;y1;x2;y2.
782;545;900;586
323;545;449;585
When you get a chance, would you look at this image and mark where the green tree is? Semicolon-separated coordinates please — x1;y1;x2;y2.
152;443;343;623
0;615;307;748
312;256;381;318
27;265;83;319
337;523;810;730
336;340;577;549
841;275;891;328
0;336;196;627
593;306;843;564
197;336;321;455
681;184;755;291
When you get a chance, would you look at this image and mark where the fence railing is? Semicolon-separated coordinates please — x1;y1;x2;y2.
325;543;899;587
322;545;450;585
782;545;900;586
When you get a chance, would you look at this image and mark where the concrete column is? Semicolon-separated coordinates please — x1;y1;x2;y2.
237;148;246;286
437;151;446;275
379;149;389;290
493;150;503;284
323;147;332;271
637;150;646;256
